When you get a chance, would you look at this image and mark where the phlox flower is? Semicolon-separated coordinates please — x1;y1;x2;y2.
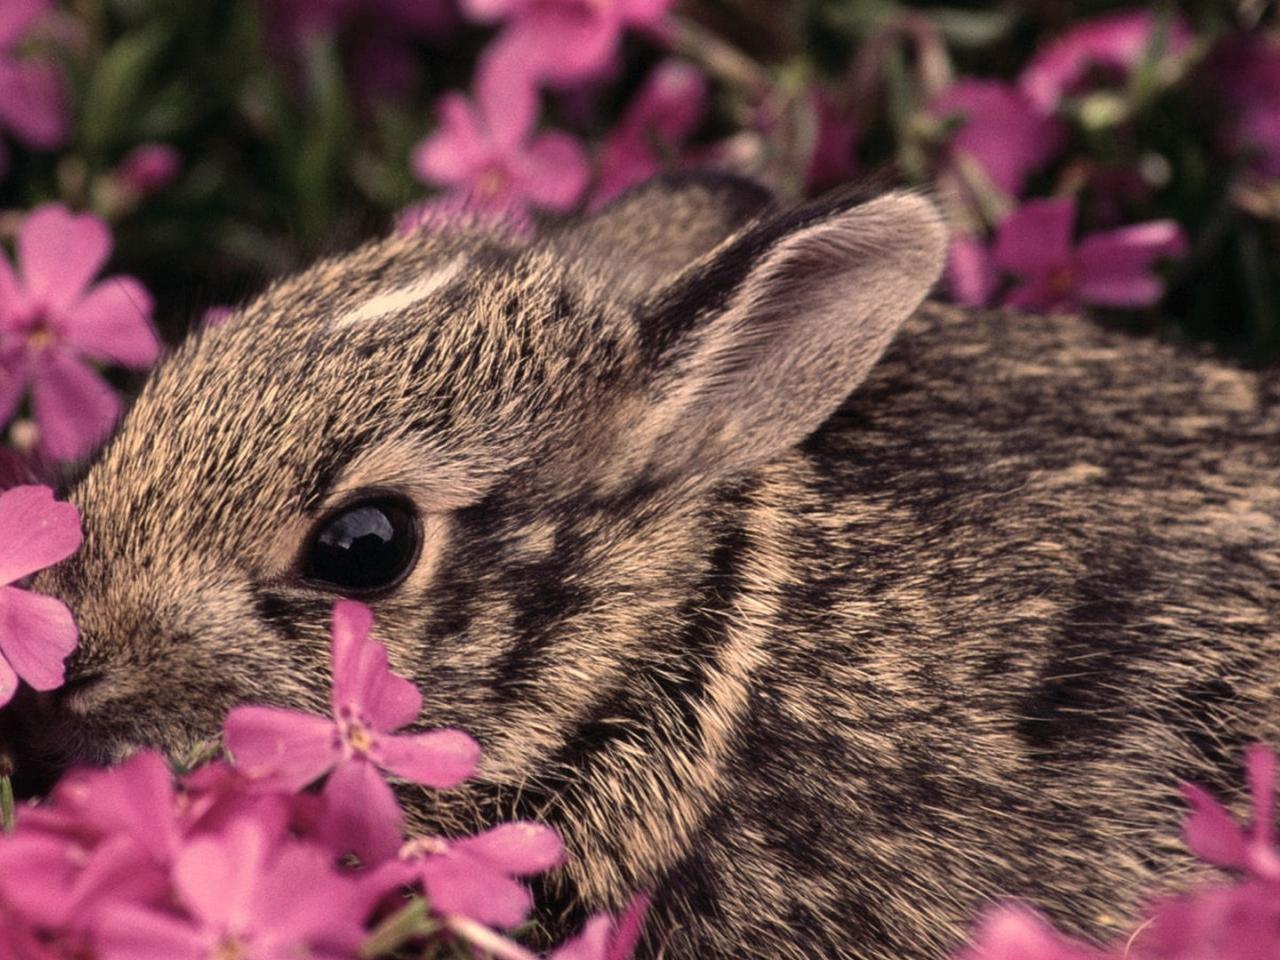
805;88;860;193
0;0;66;181
1019;10;1191;114
411;50;590;229
93;818;367;960
945;235;998;309
463;0;672;87
1203;35;1280;177
0;205;160;463
0;484;80;708
929;80;1064;198
593;60;707;207
224;600;480;864
396;821;564;928
114;143;181;197
993;197;1186;312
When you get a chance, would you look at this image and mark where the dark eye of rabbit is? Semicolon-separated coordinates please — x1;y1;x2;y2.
302;496;420;593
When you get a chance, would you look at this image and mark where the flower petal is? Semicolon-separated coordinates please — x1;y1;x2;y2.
60;277;159;369
330;600;422;731
511;132;589;211
1181;782;1248;870
322;757;404;865
18;206;110;312
0;648;17;707
93;903;205;960
0;59;66;149
1246;744;1276;846
475;42;539;152
423;852;533;928
223;704;338;791
174;819;269;927
0;0;47;51
455;822;564;875
414;93;492;187
994;198;1076;279
946;235;998;308
0;345;28;429
0;484;81;586
376;728;480;788
30;351;120;463
0;584;76;691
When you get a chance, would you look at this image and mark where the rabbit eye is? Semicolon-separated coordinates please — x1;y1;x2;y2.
302;496;420;593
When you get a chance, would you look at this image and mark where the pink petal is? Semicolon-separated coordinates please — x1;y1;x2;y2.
83;751;181;863
60;277;159;368
931;80;1064;195
1075;220;1187;274
329;600;422;732
959;905;1102;960
0;253;27;318
606;894;651;960
1004;276;1073;313
1182;782;1248;869
375;728;480;788
223;705;338;791
0;649;17;707
455;822;564;875
946;235;998;308
494;10;618;86
511;131;589;211
475;42;538;153
0;59;65;149
257;842;369;948
0;484;82;585
993;198;1076;278
0;584;76;691
422;852;533;928
66;834;170;922
94;902;205;960
18;206;110;312
0;832;81;926
1075;274;1162;308
0;0;48;51
322;757;404;865
174;819;268;928
30;351;120;463
414;93;493;187
1246;744;1276;846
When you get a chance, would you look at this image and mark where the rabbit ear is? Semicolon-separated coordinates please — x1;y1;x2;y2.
544;173;775;299
617;189;948;485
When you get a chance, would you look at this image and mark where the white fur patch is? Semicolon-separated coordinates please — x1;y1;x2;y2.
333;256;465;329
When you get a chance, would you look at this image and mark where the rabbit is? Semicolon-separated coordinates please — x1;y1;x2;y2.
10;173;1280;959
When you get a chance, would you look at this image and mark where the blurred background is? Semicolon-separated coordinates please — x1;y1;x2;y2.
0;0;1278;470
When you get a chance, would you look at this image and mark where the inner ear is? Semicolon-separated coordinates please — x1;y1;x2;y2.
543;173;775;299
614;189;949;487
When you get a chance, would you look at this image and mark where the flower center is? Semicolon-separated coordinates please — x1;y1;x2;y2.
212;936;249;960
343;717;375;756
1048;265;1077;299
400;835;450;859
476;166;509;200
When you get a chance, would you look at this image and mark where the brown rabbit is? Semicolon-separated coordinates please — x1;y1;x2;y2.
10;175;1280;959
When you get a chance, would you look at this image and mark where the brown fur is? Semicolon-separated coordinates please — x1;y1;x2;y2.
11;175;1280;958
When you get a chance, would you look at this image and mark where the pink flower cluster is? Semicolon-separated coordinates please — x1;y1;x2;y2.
931;11;1192;312
0;600;647;960
959;745;1280;960
406;0;695;229
0;206;159;465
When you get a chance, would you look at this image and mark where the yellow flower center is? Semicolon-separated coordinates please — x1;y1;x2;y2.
476;167;508;199
212;937;249;960
27;326;54;350
345;720;374;755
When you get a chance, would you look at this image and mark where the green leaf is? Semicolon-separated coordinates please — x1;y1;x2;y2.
1;775;14;833
925;6;1019;49
360;897;439;959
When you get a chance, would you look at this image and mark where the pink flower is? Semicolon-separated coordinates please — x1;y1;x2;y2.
397;822;563;928
1019;11;1191;114
550;895;651;960
593;60;707;207
929;80;1064;197
0;205;160;463
956;905;1104;960
411;51;590;227
993;198;1186;312
0;0;66;180
224;600;480;864
463;0;673;87
115;143;181;196
93;819;367;960
0;484;80;708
